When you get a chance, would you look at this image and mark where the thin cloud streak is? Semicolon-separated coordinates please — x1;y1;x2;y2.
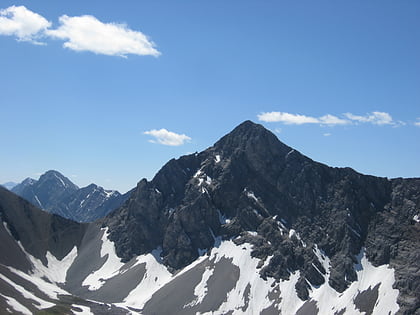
258;112;349;126
344;112;394;125
258;111;403;127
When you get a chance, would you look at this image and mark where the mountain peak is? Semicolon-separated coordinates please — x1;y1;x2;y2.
212;120;293;162
219;120;271;140
38;170;79;190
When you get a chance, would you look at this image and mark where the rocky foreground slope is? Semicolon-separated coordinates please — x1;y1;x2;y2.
0;121;419;314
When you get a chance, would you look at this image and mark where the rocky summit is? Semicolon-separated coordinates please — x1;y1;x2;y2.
0;120;419;314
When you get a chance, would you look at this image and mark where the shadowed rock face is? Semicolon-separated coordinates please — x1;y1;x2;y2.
0;186;86;267
104;120;419;313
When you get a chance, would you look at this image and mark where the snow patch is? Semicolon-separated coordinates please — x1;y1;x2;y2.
413;214;420;223
8;242;74;299
82;229;124;290
215;155;221;163
29;247;78;284
185;266;214;307
309;247;399;315
288;229;298;239
201;240;276;314
54;173;67;187
245;190;259;202
8;265;70;299
34;195;43;208
2;221;12;236
0;294;31;315
121;248;172;310
313;245;330;279
104;190;116;198
194;169;203;178
0;273;55;309
276;271;303;314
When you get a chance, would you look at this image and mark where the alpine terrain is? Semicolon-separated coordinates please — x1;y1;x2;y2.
0;121;419;314
11;170;131;222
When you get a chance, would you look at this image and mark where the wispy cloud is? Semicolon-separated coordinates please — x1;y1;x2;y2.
0;5;160;57
258;112;320;125
258;112;349;126
318;114;349;125
0;5;51;44
323;133;332;137
258;111;404;127
46;15;160;57
144;129;191;146
344;111;394;125
415;118;420;127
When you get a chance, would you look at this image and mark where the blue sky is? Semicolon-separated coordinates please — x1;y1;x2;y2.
1;0;419;193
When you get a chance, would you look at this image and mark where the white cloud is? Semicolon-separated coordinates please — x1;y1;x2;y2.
0;5;51;44
0;5;160;57
318;114;349;125
258;112;349;126
415;119;420;127
144;129;191;146
46;14;160;57
323;133;332;137
257;112;319;124
258;110;405;127
344;111;394;125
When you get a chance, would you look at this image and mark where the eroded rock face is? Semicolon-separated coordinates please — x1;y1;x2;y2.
365;178;420;314
104;120;420;313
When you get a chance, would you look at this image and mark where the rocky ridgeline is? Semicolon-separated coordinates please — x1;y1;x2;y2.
105;121;419;314
12;170;131;222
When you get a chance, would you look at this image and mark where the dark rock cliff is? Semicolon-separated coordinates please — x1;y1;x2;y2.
104;120;419;314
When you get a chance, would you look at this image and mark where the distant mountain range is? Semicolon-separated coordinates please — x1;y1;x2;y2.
1;181;17;190
0;121;418;314
10;170;131;222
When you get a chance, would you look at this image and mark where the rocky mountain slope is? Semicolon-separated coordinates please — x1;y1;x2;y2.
12;170;130;222
0;121;418;314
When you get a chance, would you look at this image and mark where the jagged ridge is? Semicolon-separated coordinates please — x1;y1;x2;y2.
105;120;419;313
